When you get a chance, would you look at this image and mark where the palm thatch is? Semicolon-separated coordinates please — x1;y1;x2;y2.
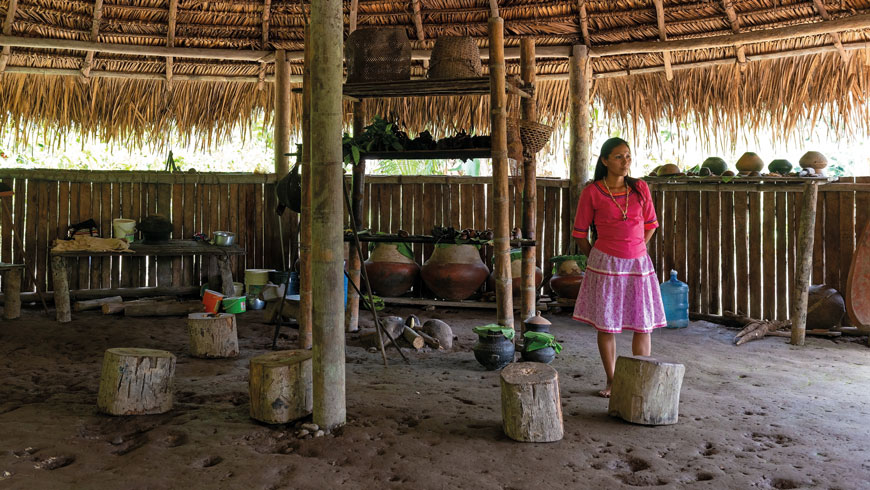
1;0;870;148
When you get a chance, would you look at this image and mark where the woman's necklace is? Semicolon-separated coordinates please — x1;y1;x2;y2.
603;179;630;221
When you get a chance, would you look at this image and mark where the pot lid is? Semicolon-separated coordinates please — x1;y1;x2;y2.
524;311;550;326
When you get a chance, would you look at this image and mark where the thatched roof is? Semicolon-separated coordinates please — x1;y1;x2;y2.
2;0;870;148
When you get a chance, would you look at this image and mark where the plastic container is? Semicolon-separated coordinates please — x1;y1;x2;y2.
244;269;272;286
112;219;136;242
232;282;244;297
660;270;689;329
202;289;224;314
222;296;247;314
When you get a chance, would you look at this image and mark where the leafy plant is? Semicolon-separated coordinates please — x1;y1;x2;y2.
342;115;405;166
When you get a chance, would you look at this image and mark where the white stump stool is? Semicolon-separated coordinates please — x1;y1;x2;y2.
500;362;563;442
97;348;176;415
249;350;313;424
608;355;686;426
187;312;239;358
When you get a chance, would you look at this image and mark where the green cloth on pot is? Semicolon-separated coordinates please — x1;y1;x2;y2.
368;237;414;261
473;324;515;340
523;331;562;354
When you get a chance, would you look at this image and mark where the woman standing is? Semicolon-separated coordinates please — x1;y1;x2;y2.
572;137;666;398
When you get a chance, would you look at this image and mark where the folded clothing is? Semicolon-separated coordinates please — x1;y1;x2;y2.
52;236;134;253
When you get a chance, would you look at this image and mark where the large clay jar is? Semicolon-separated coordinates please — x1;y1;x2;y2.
364;242;419;297
473;331;515;370
487;248;543;296
521;313;555;364
799;151;828;174
549;255;586;301
735;152;764;175
421;244;489;300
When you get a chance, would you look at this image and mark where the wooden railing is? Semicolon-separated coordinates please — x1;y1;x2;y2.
0;169;866;319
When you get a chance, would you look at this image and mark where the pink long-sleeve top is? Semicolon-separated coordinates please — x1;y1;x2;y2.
572;179;659;259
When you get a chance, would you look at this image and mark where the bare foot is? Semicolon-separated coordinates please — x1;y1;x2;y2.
597;385;612;398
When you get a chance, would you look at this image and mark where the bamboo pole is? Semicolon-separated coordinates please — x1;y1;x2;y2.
309;0;346;430
652;0;673;81
299;25;313;350
568;44;591;252
164;0;178;89
520;38;536;326
274;49;290;176
80;0;103;80
790;183;819;346
721;0;748;66
345;102;365;333
0;0;19;72
576;0;590;48
489;10;514;331
258;0;272;90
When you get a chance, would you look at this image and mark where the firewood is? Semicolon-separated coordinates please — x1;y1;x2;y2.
102;296;175;315
74;296;123;312
413;328;442;349
402;326;425;350
124;300;203;317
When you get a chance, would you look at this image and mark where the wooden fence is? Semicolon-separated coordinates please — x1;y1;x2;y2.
0;169;866;319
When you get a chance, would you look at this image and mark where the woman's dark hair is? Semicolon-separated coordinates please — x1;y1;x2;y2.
588;137;644;242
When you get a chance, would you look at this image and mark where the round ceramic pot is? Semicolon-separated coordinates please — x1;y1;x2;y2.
520;317;555;364
549;256;585;300
473;332;515;370
486;249;543;296
421;244;489;300
364;242;420;297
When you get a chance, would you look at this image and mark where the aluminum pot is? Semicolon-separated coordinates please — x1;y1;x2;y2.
213;231;236;246
246;296;265;310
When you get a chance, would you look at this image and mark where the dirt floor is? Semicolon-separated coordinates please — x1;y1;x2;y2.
1;303;869;490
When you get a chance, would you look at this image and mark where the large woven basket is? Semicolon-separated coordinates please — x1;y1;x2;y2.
345;28;411;83
506;118;554;156
428;36;483;79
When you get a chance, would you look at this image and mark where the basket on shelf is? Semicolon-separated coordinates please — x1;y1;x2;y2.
345;28;411;83
506;118;554;157
428;36;483;79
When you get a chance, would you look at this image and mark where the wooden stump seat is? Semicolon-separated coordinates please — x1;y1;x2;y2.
0;263;24;320
97;348;176;415
500;362;563;442
249;350;313;424
608;355;686;426
187;312;239;358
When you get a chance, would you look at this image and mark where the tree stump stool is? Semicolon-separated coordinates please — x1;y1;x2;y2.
97;348;176;415
500;362;563;442
608;355;686;426
187;312;239;358
0;264;23;320
249;350;313;424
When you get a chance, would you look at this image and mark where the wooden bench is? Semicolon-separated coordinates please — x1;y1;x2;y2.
0;263;24;320
51;240;245;323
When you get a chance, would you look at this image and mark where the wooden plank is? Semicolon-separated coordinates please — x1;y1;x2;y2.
734;191;749;316
673;191;687;287
120;182;134;288
460;184;474;232
699;193;710;314
254;184;263;269
228;183;240;278
208;184;220;281
789;190;800;313
513;179;522;232
110;182;121;289
243;184;255;272
561;187;571;254
535;180;545;259
183;183;195;286
544;186;559;285
98;183;111;288
824;190;839;289
449;182;460;231
47;180;59;291
442;183;452;229
13;178;25;265
422;183;435;263
720;191;735;314
368;183;380;232
21;180;36;291
855;177;870;243
762;191;776;320
748;193;762;319
776;192;788;320
812;193;824;284
413;183;424;269
708;191;720;315
1;178;11;265
838;180;855;295
36;181;49;293
171;183;184;286
663;191;677;283
392;182;401;234
130;182;143;288
89;183;101;289
653;190;665;279
156;183;171;287
474;183;487;231
79;182;92;290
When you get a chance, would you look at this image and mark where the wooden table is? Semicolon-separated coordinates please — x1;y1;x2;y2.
50;240;245;323
0;263;24;320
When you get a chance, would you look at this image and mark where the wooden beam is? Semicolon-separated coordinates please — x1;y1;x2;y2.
411;0;425;41
258;0;272;90
0;34;273;62
721;0;748;65
0;0;19;73
80;0;103;79
653;0;673;81
812;0;851;63
520;38;536;325
310;0;346;430
349;0;359;33
577;0;591;48
590;13;870;57
274;49;290;176
165;0;178;89
489;0;499;19
568;44;591;252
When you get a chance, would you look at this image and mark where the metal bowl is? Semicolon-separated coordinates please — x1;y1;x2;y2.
213;231;235;246
246;296;265;310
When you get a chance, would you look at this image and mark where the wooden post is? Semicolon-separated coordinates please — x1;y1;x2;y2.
520;38;537;326
310;0;347;430
124;300;203;317
186;312;239;358
790;183;819;346
345;102;366;333
489;11;514;331
51;255;71;323
299;24;313;350
274;49;291;177
97;348;176;415
500;362;563;442
3;267;21;320
569;44;591;252
249;350;313;424
608;356;686;425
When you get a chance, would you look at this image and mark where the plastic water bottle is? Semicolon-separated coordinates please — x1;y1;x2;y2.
660;270;689;329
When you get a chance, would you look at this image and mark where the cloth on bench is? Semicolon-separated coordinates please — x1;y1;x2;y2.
51;236;134;253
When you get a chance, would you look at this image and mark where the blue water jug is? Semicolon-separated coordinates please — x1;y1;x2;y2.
660;270;689;329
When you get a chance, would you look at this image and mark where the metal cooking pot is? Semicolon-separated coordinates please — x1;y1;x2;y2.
212;231;236;246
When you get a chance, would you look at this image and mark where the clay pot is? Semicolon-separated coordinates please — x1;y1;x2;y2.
736;152;764;175
473;331;515;370
486;249;543;296
521;313;555;364
807;284;845;330
549;255;586;300
421;244;489;300
364;242;419;297
799;151;828;172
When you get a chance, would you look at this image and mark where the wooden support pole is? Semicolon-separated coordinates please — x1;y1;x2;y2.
653;0;673;81
721;0;748;66
0;0;18;73
568;44;591;252
489;13;514;332
299;24;313;350
576;0;591;48
345;102;365;333
520;38;537;326
164;0;178;89
274;49;291;177
80;0;103;80
790;183;819;346
310;0;346;430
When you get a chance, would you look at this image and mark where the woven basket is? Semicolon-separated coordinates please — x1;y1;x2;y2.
506;118;554;156
428;36;483;79
345;28;411;83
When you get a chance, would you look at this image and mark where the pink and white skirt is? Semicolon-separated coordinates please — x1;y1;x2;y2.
573;248;666;334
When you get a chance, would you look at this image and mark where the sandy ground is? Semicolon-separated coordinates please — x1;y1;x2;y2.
1;303;869;490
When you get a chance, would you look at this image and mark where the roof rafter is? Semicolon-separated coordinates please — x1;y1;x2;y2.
653;0;673;81
576;0;590;48
257;0;272;90
350;0;359;31
166;0;178;89
80;0;103;80
811;0;851;63
0;0;19;73
721;0;748;67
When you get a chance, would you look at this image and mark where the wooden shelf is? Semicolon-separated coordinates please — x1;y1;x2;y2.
292;77;529;99
643;175;836;184
380;296;550;311
343;233;536;247
359;148;490;161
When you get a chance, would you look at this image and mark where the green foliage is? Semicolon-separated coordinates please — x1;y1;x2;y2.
342;115;405;166
472;324;515;339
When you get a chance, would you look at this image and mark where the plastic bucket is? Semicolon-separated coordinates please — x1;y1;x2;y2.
222;296;246;314
288;272;300;295
112;219;136;242
232;282;244;297
245;269;272;287
202;289;224;313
